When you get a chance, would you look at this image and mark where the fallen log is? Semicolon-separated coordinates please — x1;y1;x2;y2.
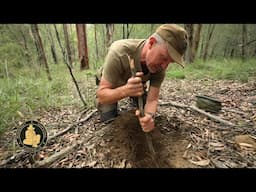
159;101;235;127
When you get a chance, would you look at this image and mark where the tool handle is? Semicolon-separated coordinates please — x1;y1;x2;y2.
127;54;144;117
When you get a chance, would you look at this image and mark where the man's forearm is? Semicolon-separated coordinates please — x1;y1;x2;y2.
144;86;160;114
144;99;158;114
96;85;127;104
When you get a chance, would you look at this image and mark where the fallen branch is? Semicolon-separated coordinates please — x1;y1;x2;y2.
190;105;234;126
34;142;80;167
0;109;97;167
34;129;97;167
159;101;235;126
49;109;97;140
222;107;247;116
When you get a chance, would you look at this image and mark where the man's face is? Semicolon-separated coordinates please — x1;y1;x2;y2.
145;43;174;73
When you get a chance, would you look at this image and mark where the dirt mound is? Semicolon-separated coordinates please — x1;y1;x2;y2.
97;110;196;168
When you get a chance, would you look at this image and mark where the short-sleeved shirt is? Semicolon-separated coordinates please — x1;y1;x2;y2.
98;39;165;88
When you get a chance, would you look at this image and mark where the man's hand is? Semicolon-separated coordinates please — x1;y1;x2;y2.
123;72;144;97
135;110;155;132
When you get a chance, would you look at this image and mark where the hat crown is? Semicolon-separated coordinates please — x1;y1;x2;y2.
156;24;188;56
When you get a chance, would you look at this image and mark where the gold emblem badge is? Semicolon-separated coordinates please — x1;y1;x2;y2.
16;120;47;152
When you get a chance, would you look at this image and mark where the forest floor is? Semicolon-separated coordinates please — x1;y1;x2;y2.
1;78;256;168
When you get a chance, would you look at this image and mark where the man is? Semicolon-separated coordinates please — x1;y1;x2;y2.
96;24;188;132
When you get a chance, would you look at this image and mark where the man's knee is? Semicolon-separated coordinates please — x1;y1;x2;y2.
96;100;118;122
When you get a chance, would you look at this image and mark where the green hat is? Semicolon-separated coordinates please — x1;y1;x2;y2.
156;24;188;68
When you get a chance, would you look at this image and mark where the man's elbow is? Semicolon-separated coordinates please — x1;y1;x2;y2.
96;90;105;104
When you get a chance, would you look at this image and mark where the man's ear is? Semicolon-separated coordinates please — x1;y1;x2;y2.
148;37;157;48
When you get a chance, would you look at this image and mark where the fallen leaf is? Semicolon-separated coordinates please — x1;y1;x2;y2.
188;159;210;166
86;161;97;167
249;135;256;140
115;159;127;168
239;143;253;148
209;142;224;147
186;143;192;149
234;135;256;150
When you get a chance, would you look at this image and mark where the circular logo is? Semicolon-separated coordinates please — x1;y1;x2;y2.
16;120;47;152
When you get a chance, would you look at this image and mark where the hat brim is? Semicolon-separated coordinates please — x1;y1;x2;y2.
166;43;185;68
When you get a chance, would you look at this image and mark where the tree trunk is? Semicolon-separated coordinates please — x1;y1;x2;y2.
209;43;217;58
19;26;31;64
203;24;215;61
45;24;58;64
30;24;52;81
242;24;247;61
199;32;205;59
191;24;202;61
76;24;89;70
126;24;134;38
63;24;73;67
122;24;125;39
94;24;99;61
106;24;114;48
150;24;155;34
6;25;31;64
184;24;194;63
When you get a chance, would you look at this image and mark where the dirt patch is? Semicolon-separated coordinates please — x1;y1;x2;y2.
96;110;196;168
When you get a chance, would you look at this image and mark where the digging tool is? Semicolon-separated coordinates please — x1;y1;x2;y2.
127;55;159;167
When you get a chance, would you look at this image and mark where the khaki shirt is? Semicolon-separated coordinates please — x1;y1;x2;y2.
98;39;165;88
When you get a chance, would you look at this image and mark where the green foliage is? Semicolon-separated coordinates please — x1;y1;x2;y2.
167;58;256;81
166;70;186;79
0;64;78;134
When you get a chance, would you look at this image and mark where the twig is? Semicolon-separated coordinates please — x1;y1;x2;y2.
54;24;87;107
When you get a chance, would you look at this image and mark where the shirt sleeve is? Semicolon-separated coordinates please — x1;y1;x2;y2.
102;49;122;87
150;70;165;88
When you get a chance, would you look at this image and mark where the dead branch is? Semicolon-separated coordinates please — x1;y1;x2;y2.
49;109;97;140
190;105;234;126
0;109;97;167
34;142;80;167
35;131;101;168
159;101;235;126
222;107;248;116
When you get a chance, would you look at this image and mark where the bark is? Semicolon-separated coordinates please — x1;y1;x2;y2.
203;24;215;61
122;24;125;39
242;24;247;61
184;24;194;63
45;24;58;64
76;24;89;70
94;24;99;61
106;24;114;48
63;24;73;67
30;24;52;81
191;24;202;61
